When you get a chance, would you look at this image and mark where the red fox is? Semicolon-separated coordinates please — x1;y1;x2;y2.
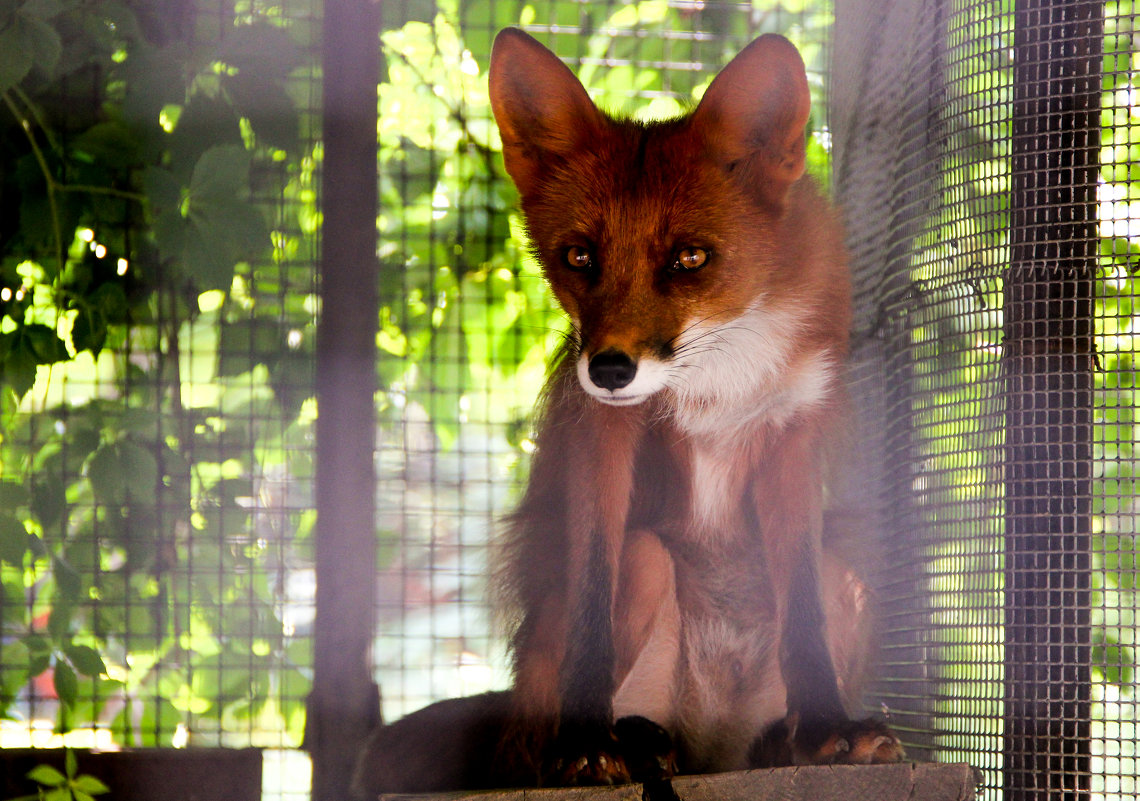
352;28;902;797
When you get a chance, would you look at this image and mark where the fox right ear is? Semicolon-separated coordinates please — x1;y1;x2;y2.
691;34;812;205
489;28;603;196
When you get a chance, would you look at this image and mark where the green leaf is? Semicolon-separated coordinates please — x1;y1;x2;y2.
117;440;158;505
31;473;66;528
223;72;300;152
71;306;108;356
0;478;29;507
167;93;244;181
0;19;34;92
65;748;77;779
26;764;66;787
87;443;126;505
52;554;82;602
143;165;183;214
0;513;30;565
86;440;157;505
65;644;107;677
217;318;282;377
22;0;69;19
73;121;143;169
48;597;74;643
21;12;62;76
218;23;302;81
53;659;78;708
188;145;250;202
23;633;51;656
121;43;185;135
73;775;110;796
0;331;40;398
183;198;268;290
90;282;130;323
29;652;51;676
23;324;70;363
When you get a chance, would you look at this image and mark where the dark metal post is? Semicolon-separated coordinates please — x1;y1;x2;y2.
307;1;380;799
1003;2;1101;799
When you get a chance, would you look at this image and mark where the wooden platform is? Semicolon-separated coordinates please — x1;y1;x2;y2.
380;762;981;801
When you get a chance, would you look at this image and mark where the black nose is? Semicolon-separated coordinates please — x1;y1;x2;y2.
588;350;637;391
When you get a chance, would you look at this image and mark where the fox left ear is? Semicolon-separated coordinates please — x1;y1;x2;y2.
489;28;604;197
692;34;812;205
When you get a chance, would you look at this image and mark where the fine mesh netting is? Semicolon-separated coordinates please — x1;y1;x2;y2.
835;0;1138;798
0;2;319;798
4;1;1140;800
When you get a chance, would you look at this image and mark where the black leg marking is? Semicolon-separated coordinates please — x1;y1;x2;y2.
780;547;848;751
549;533;628;784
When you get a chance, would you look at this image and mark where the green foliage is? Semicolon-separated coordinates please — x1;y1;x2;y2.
0;0;313;747
8;748;111;801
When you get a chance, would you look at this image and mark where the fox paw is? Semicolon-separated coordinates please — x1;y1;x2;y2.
546;722;631;786
752;715;905;767
808;717;905;764
614;716;678;783
547;717;677;787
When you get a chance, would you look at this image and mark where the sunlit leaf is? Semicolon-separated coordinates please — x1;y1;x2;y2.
73;775;110;796
26;764;66;787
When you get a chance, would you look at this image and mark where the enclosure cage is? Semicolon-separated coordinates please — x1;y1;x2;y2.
0;1;1136;800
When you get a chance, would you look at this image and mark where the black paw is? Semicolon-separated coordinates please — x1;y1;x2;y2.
614;716;677;783
751;715;905;767
546;721;630;786
545;717;678;788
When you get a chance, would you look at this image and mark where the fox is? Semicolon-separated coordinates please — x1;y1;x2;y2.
352;28;903;797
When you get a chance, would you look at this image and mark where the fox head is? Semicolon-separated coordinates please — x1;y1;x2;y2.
489;29;842;415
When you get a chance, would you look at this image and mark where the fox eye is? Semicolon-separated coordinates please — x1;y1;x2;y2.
672;247;709;272
565;246;593;272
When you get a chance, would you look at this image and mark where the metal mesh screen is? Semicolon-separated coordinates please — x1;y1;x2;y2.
835;0;1139;798
0;1;319;797
8;1;1140;799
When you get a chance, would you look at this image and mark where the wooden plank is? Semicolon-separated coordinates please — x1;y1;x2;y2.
378;763;979;801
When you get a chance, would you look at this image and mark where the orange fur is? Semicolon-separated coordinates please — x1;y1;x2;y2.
485;28;900;785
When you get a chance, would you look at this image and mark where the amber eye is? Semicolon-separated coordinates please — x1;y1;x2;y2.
565;246;593;272
673;247;709;272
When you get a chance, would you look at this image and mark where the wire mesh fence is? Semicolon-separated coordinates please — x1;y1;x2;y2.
3;1;1140;800
0;0;319;797
836;0;1139;798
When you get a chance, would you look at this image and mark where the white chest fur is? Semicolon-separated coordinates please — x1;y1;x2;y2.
669;305;837;533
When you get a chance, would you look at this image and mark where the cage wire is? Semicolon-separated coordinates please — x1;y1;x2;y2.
836;0;1140;799
0;0;319;799
6;0;1140;800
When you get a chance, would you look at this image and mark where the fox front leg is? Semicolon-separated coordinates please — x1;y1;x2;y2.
544;402;648;785
749;417;904;766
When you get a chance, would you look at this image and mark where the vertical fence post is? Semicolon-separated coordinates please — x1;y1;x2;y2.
307;1;380;800
1003;2;1101;799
